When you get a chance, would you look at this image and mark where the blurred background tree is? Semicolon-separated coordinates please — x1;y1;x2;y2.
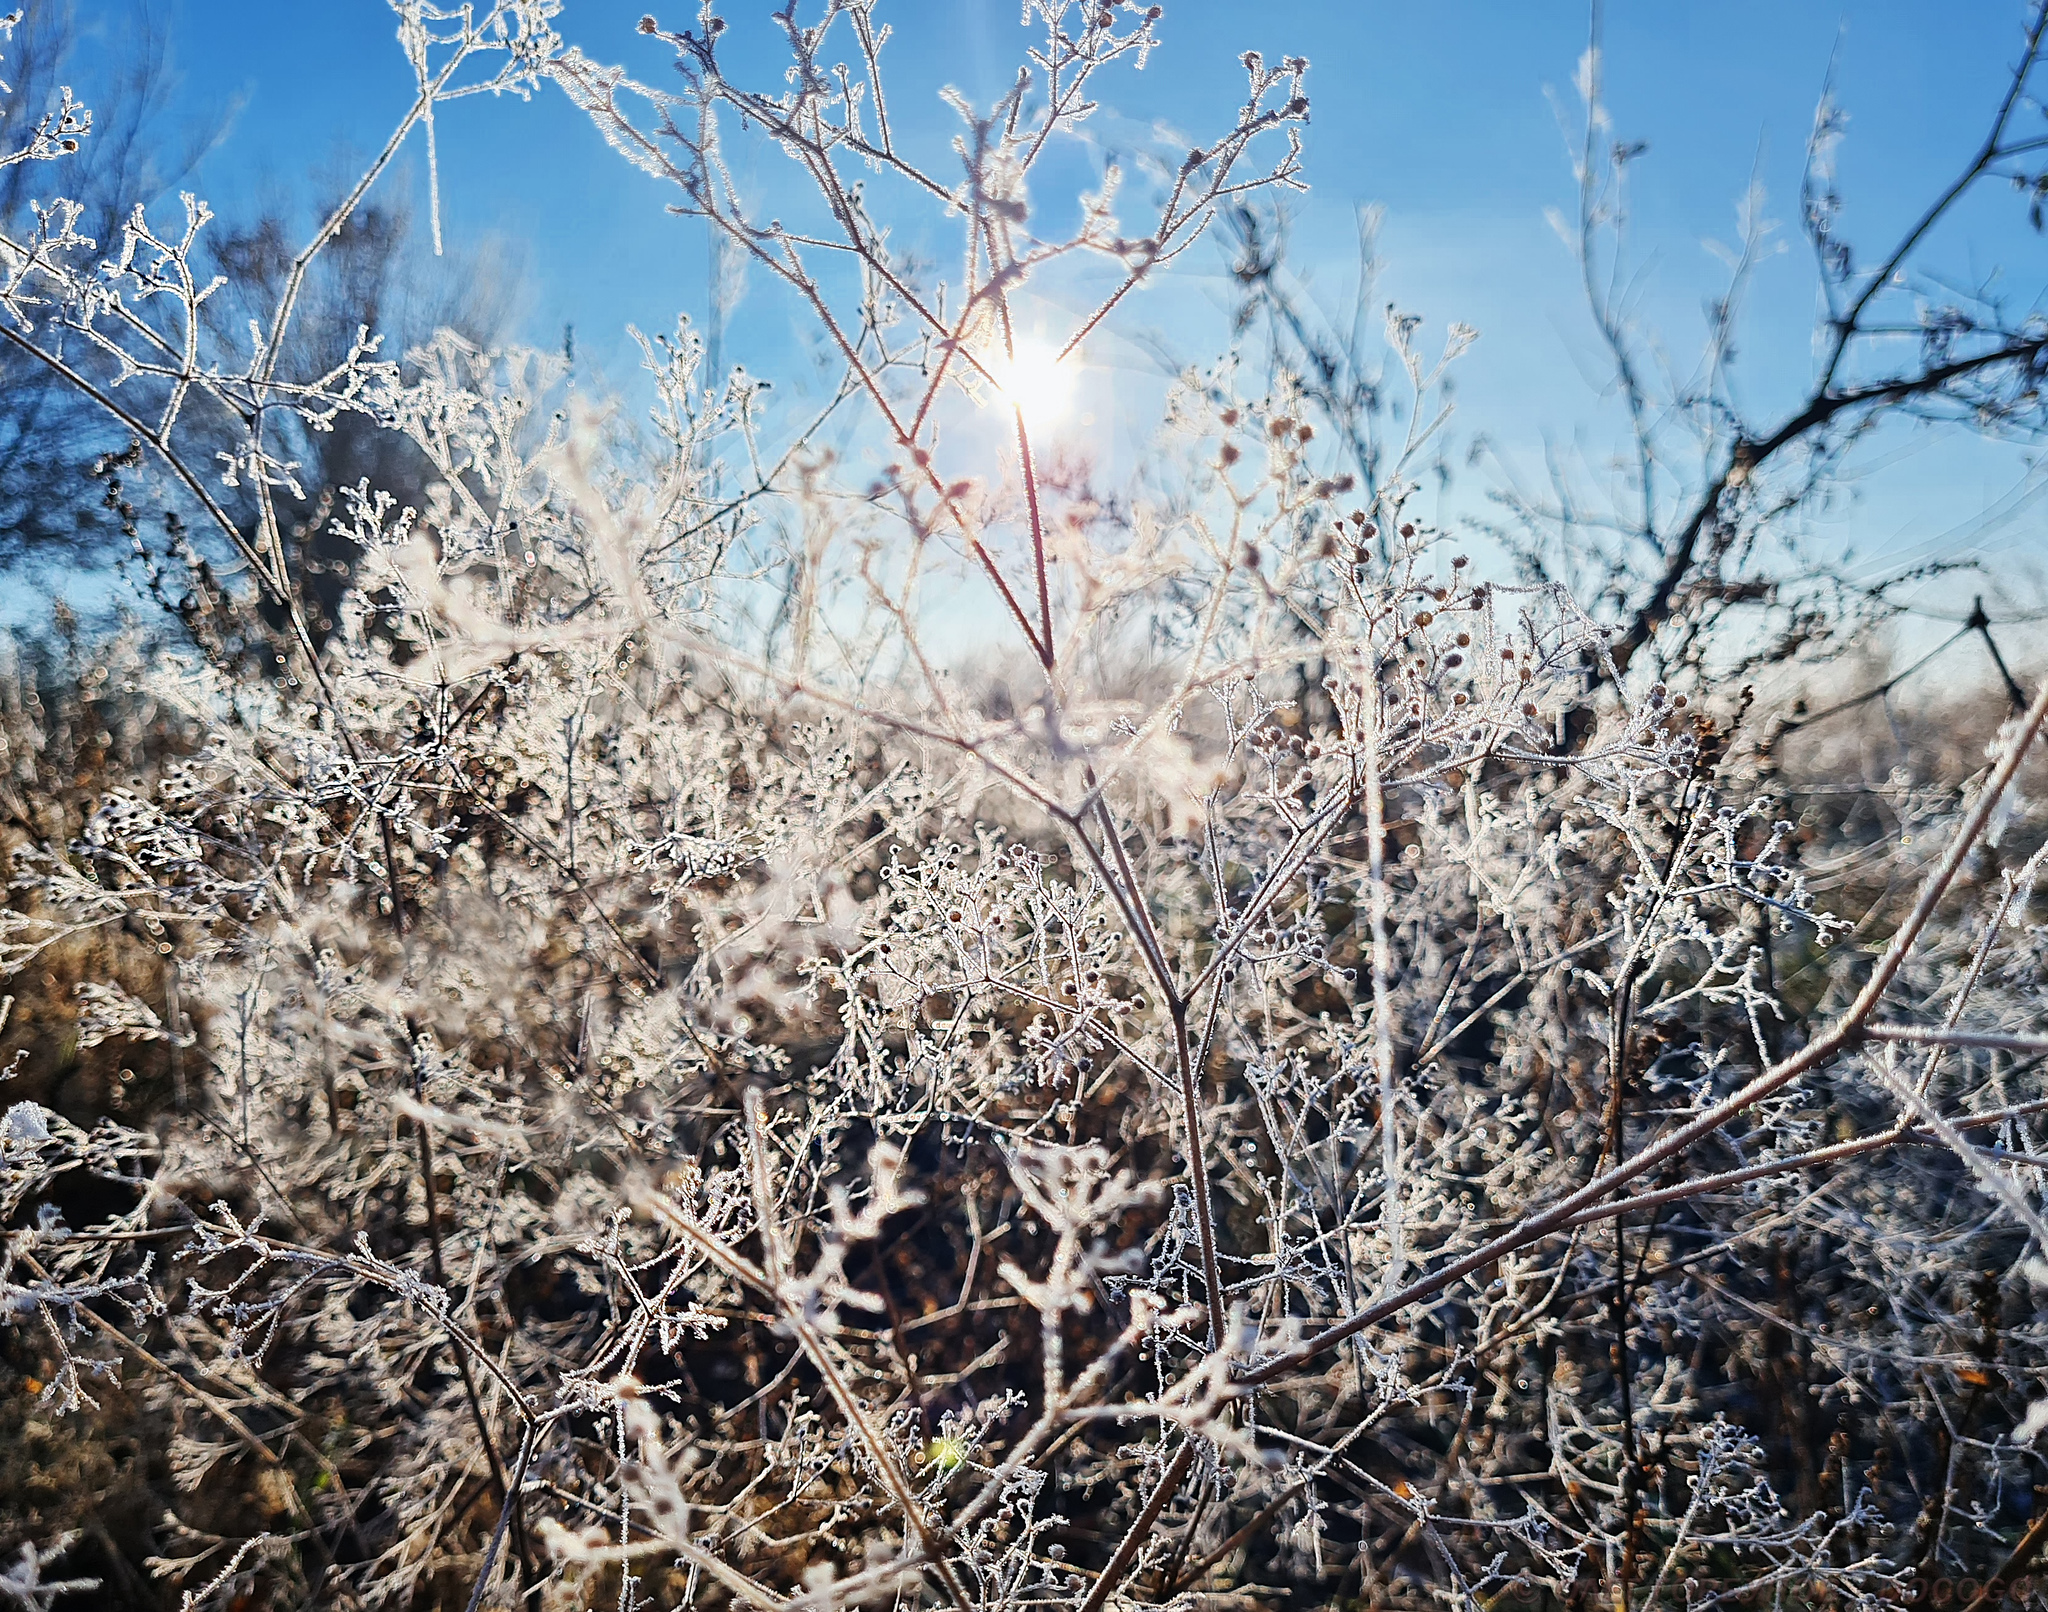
0;2;518;659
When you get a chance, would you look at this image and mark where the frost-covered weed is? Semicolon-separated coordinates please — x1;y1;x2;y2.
2;5;2047;1610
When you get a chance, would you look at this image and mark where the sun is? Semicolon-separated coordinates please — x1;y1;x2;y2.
987;340;1072;432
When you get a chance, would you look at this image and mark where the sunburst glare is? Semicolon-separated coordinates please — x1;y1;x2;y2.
986;339;1073;432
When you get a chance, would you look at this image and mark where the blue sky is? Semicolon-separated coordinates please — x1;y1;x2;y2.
53;1;2048;637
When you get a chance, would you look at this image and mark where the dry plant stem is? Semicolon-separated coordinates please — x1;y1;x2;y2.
1561;1087;2048;1228
462;1421;537;1612
1059;771;1229;1345
557;11;1304;685
410;1106;514;1507
0;268;414;952
228;1230;536;1413
19;1272;381;1597
625;1536;799;1612
1604;781;1699;1612
1242;674;2048;1389
1170;1001;1227;1348
1905;849;2039;1097
251;11;484;390
1961;1501;2048;1612
1972;596;2031;712
396;1021;527;1576
1189;786;1358;1002
1074;1436;1199;1612
1612;351;2048;690
17;1251;283;1471
1166;1477;1313;1596
667;1544;794;1612
651;1092;976;1612
1814;4;2048;398
1075;783;1176;994
1610;1197;1639;1612
1867;1026;2048;1055
703;210;1049;663
0;324;280;602
539;1481;805;1612
954;1303;1188;1533
1596;4;2048;684
1364;672;1403;1302
996;298;1057;664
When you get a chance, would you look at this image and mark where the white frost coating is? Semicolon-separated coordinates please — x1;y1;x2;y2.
0;1;2044;1606
0;1102;48;1144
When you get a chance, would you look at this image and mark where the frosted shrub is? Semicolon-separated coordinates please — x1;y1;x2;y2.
2;5;2047;1610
